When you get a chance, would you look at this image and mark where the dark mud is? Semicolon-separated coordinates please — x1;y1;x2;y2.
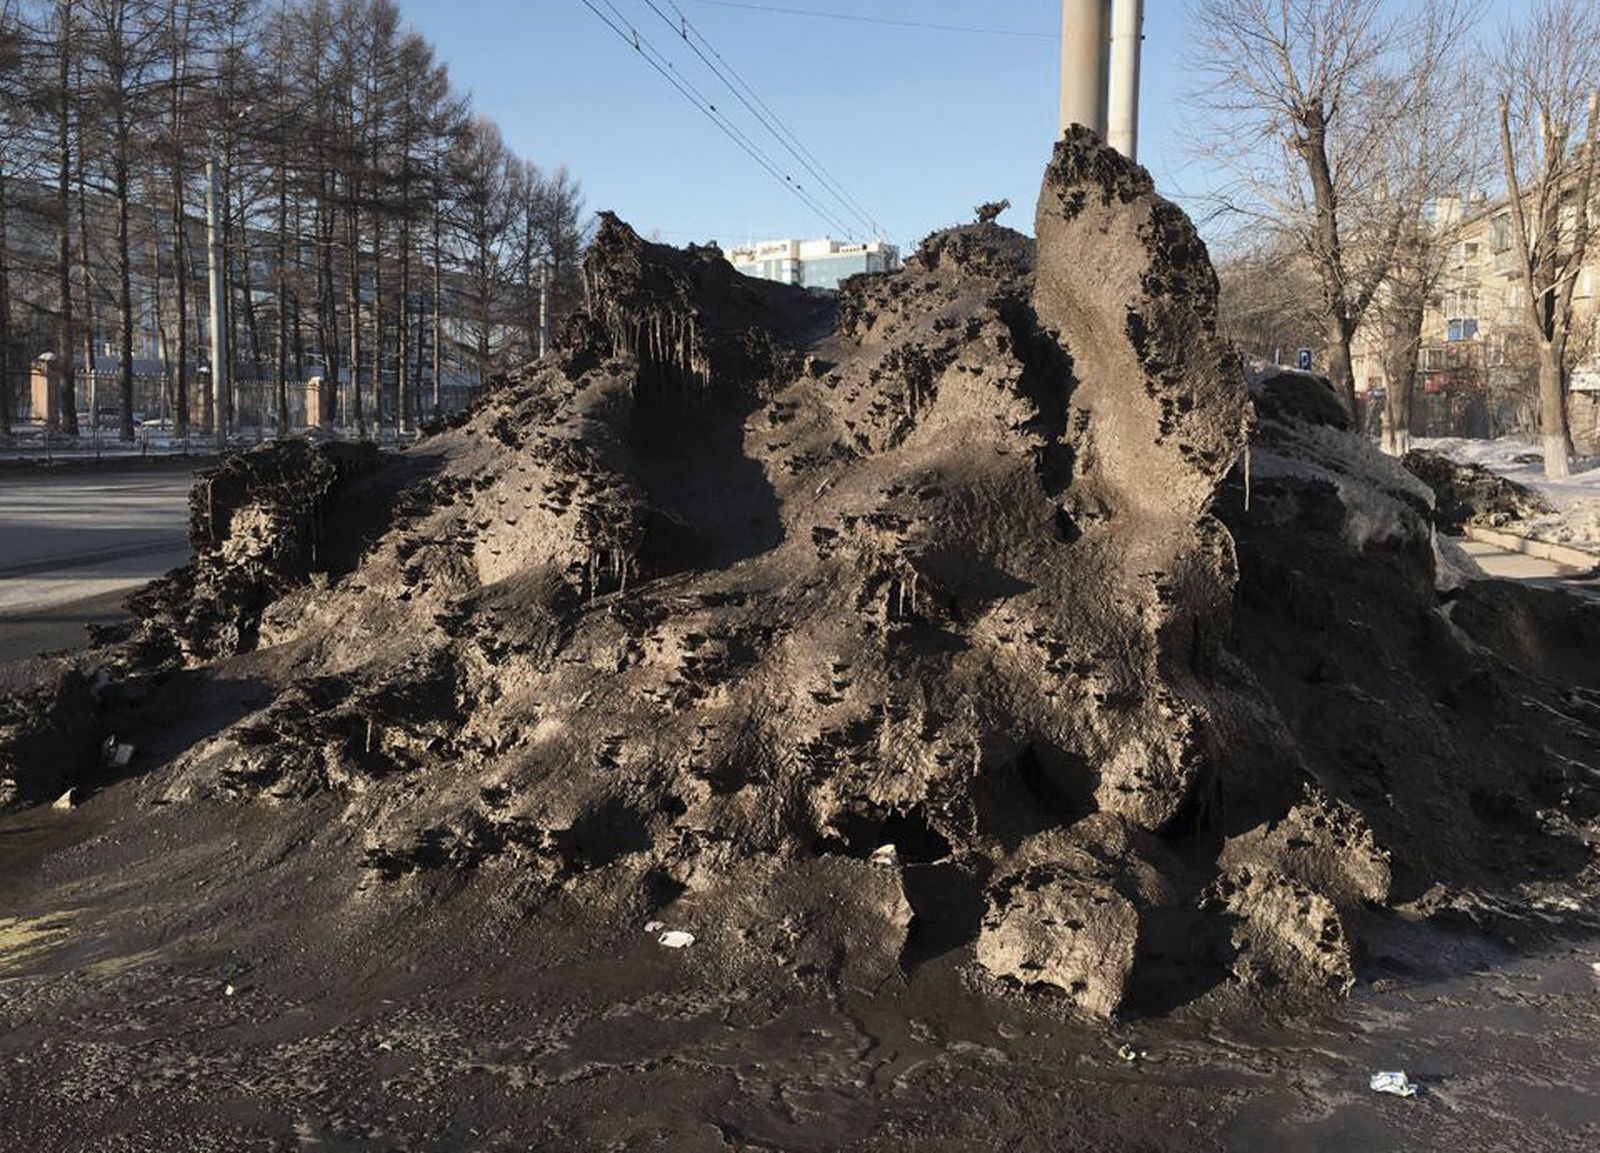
1402;448;1550;533
2;794;1598;1151
4;130;1600;1149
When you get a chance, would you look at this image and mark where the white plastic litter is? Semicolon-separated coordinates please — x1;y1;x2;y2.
1369;1071;1420;1098
869;844;899;869
643;920;665;933
657;930;696;949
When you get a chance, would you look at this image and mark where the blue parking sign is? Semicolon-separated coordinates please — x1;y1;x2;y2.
1296;347;1313;371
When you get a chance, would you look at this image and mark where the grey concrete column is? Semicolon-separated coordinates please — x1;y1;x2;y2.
1108;0;1144;159
1060;0;1112;139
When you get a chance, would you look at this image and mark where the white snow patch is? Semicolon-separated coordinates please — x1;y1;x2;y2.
1414;436;1600;550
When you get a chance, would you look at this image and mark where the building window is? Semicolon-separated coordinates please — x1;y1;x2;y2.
1444;287;1479;341
1491;214;1512;253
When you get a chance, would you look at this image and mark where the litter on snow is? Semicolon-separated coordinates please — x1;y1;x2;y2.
1369;1071;1420;1098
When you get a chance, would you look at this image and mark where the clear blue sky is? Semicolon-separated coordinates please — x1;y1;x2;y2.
396;1;1522;255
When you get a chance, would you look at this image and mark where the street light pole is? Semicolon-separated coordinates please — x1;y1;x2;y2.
1059;0;1111;140
1108;0;1144;160
205;153;228;453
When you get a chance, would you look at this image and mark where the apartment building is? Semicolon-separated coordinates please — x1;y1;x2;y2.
728;237;901;291
1351;192;1600;439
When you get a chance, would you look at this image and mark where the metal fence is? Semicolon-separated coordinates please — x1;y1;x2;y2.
3;363;487;461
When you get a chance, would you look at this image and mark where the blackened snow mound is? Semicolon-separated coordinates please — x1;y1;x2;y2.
17;128;1598;1019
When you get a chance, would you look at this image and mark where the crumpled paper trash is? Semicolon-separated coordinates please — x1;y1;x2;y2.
1369;1071;1419;1098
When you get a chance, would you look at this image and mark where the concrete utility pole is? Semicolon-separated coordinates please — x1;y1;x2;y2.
1108;0;1144;160
205;154;229;453
1060;0;1111;140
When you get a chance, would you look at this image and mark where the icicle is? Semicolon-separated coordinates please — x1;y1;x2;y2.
1243;443;1252;512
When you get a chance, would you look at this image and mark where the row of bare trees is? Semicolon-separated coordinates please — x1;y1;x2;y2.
0;0;587;444
1196;0;1600;477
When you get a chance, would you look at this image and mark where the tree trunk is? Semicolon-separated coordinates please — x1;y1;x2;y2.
1298;105;1364;422
397;209;411;433
169;0;189;439
221;152;236;431
55;0;77;436
150;208;169;425
75;80;94;430
431;195;442;417
319;179;339;426
1324;313;1358;424
172;174;189;438
1538;342;1571;479
0;165;12;443
1381;301;1423;457
371;213;383;433
276;157;289;434
347;194;363;437
115;130;135;442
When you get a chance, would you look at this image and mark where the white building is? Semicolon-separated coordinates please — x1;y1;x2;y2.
728;237;900;291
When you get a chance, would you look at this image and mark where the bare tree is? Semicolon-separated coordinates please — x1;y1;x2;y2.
82;0;165;441
1364;2;1486;456
51;0;78;435
1190;0;1422;418
1495;0;1600;479
0;0;583;442
450;114;516;382
1216;240;1322;364
0;0;26;441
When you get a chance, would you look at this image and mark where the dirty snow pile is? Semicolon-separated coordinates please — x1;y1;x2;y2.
5;130;1600;1020
1415;435;1600;549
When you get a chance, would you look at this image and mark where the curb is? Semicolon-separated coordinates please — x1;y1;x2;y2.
1463;524;1600;574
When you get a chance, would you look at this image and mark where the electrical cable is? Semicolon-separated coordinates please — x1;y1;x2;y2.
580;0;857;238
601;0;856;237
645;0;882;238
687;1;1054;40
592;0;856;235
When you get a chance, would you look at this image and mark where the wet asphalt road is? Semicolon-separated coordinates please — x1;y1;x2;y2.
0;463;196;662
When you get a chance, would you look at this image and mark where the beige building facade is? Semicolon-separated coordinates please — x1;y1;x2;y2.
1351;193;1600;440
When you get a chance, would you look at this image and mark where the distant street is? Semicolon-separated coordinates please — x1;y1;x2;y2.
0;463;196;661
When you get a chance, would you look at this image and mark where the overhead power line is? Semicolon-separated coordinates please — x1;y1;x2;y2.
658;0;884;238
687;0;1055;40
580;0;858;238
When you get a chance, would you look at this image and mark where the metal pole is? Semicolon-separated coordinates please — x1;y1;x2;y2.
539;263;551;359
205;153;228;453
1059;0;1111;139
1108;0;1144;159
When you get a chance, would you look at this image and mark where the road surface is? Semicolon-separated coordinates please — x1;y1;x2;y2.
1459;536;1600;600
0;463;195;662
